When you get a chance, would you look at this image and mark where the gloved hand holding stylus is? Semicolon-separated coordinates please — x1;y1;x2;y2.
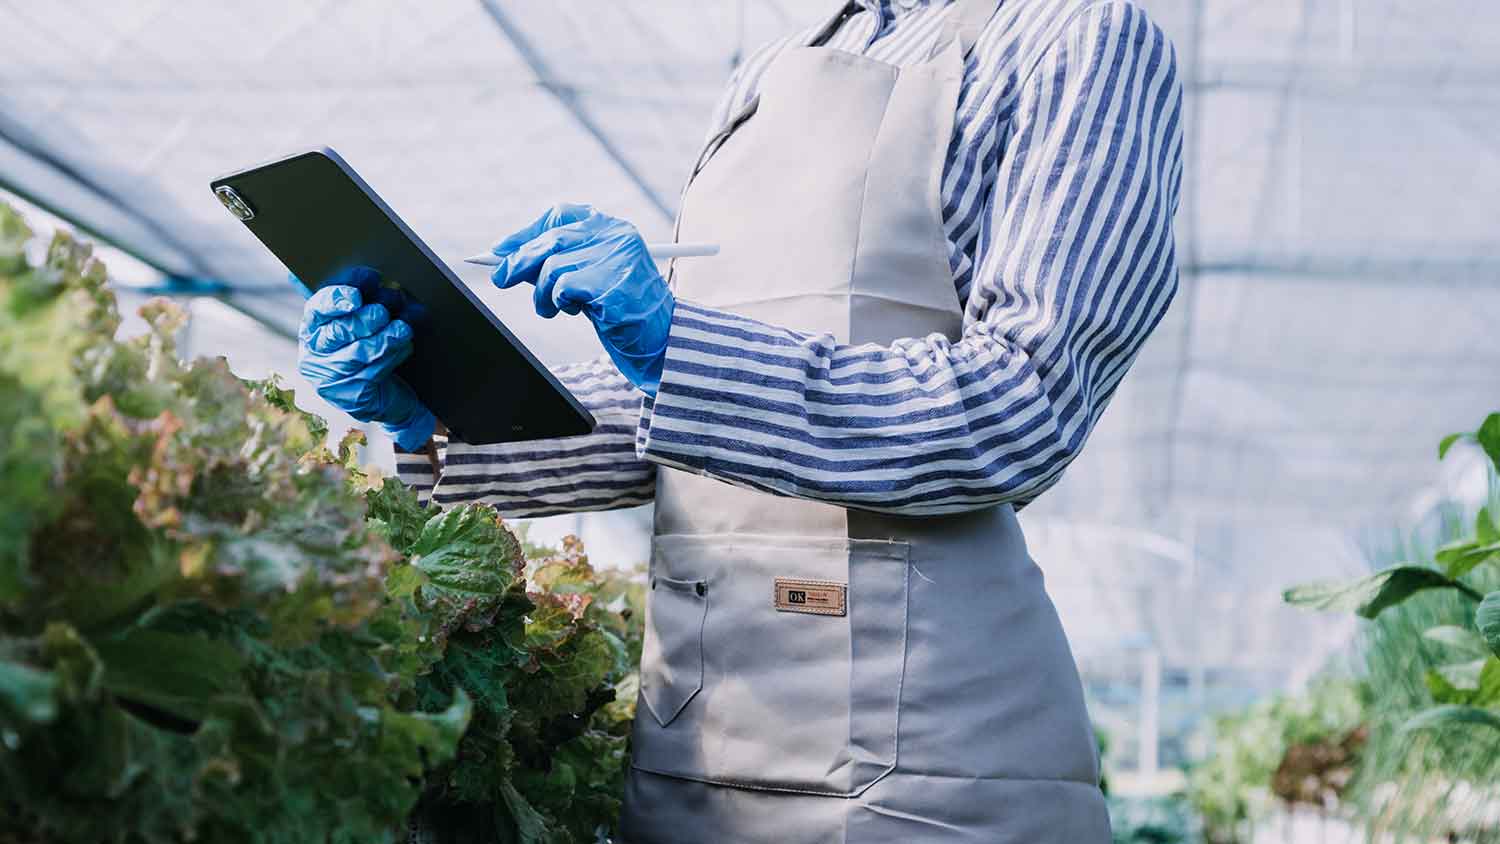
295;266;436;450
487;204;674;396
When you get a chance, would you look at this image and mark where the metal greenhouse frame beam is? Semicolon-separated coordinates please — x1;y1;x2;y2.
0;114;214;280
0;117;301;339
1184;254;1500;284
477;0;677;225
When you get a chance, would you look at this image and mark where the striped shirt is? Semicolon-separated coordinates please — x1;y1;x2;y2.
399;0;1183;518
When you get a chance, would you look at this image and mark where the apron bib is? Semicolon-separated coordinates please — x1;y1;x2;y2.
623;2;1108;840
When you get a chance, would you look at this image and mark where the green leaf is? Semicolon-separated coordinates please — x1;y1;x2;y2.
1284;566;1480;618
519;625;618;719
42;621;104;702
500;780;553;844
1435;658;1487;691
0;201;32;262
1479;507;1500;546
376;689;471;778
1400;704;1500;734
0;380;57;607
1426;659;1500;705
1435;538;1500;579
413;505;521;602
364;476;427;555
385;562;428;601
1478;591;1500;656
1424;656;1500;706
1427;668;1472;704
1423;625;1490;659
0;658;59;726
92;629;246;723
1438;431;1468;460
247;374;328;442
335;427;366;473
1479;657;1500;705
1479;413;1500;473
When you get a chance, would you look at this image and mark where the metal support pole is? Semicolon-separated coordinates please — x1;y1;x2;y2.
1139;646;1161;777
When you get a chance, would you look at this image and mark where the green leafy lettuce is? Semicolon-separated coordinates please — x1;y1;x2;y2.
0;203;641;843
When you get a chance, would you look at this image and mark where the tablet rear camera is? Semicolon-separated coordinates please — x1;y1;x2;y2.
214;186;255;221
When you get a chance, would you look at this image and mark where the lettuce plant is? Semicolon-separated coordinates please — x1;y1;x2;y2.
0;204;637;843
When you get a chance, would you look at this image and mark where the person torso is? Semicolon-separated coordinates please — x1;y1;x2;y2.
623;5;1105;839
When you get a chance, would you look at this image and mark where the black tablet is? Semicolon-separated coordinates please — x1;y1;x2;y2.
210;148;595;446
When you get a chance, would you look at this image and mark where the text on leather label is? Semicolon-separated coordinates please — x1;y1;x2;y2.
773;577;847;616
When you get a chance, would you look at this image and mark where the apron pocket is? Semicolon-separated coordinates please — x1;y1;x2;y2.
640;575;708;727
631;533;910;797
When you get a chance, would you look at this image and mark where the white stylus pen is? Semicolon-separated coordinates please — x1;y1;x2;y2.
462;242;720;266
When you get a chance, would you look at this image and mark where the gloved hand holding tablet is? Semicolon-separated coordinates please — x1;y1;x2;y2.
211;148;595;446
295;267;436;451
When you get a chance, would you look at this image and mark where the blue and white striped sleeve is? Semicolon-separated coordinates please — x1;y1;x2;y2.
634;3;1183;516
395;355;655;517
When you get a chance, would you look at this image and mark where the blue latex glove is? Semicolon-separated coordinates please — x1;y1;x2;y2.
296;267;436;451
489;204;674;395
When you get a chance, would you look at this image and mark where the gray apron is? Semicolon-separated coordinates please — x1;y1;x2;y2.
622;2;1108;840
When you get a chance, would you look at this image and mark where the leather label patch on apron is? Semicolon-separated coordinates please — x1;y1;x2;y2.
773;577;847;616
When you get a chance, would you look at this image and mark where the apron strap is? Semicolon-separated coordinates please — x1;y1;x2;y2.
817;1;996;56
808;2;863;48
705;0;992;161
674;0;996;271
687;2;858;187
670;2;857;278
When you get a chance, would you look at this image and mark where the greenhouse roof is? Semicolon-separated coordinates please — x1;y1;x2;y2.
3;0;1499;675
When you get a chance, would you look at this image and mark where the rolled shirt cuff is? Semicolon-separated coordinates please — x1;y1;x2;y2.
634;300;797;480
